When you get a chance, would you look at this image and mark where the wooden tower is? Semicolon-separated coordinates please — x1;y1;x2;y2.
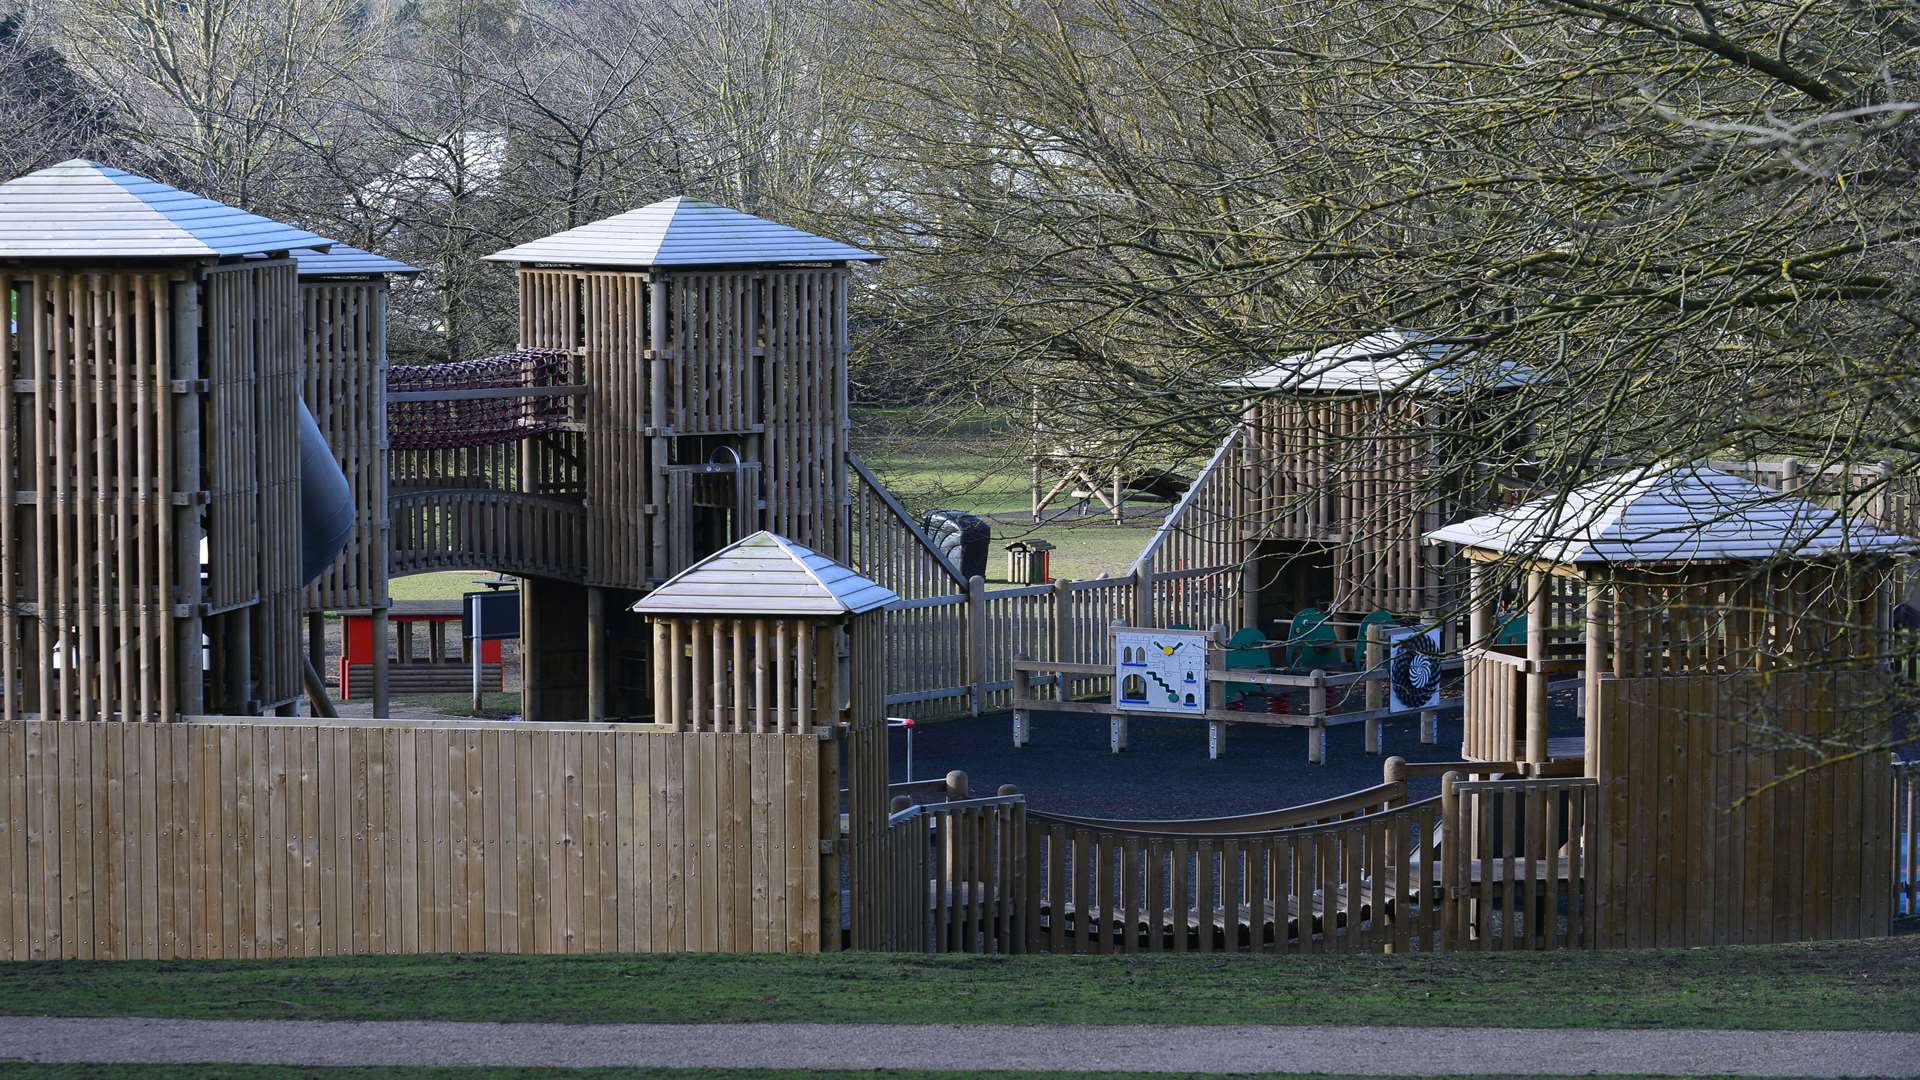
1431;462;1911;946
295;243;418;715
0;160;328;721
1233;330;1535;627
633;530;899;949
483;198;881;721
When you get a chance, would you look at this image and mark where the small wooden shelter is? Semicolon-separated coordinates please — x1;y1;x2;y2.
0;160;328;721
294;242;419;715
1429;461;1913;946
1233;329;1535;626
456;197;882;721
633;530;899;948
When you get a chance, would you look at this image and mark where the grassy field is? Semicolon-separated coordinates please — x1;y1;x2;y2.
1;934;1913;1030
388;572;498;602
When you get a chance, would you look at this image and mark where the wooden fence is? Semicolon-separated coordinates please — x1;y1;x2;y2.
881;568;1251;718
0;717;836;960
848;454;966;600
1591;673;1896;947
1021;797;1448;953
1462;649;1525;762
881;795;1027;953
1441;776;1600;950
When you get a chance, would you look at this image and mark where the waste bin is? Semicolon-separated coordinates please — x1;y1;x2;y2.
1004;539;1055;584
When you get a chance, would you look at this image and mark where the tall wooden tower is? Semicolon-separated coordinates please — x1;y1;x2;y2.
0;160;328;721
483;199;880;721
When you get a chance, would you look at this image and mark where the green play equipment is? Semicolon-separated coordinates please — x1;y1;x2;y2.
1283;607;1345;671
1222;627;1272;705
1357;608;1398;670
1493;610;1527;647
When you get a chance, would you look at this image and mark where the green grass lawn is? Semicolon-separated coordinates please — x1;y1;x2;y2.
389;572;496;602
1;935;1913;1031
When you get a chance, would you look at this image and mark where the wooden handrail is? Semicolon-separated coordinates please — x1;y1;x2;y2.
1130;426;1244;573
1028;781;1407;834
849;451;968;587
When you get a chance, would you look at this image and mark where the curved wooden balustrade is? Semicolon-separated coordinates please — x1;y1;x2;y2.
389;489;588;582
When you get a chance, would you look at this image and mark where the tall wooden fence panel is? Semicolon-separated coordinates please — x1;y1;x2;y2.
0;718;835;960
1462;649;1524;762
301;280;390;612
1023;798;1447;954
1592;673;1895;948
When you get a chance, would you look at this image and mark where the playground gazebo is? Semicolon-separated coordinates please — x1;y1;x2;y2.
1429;461;1912;946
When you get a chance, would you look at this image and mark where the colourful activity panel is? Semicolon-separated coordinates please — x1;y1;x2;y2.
1113;626;1210;715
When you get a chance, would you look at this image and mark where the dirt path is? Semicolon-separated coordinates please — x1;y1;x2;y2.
1;1017;1914;1075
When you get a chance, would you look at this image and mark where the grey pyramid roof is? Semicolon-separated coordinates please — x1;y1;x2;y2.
0;160;330;259
485;197;880;268
1426;462;1918;565
631;531;900;616
292;242;418;278
1231;329;1536;394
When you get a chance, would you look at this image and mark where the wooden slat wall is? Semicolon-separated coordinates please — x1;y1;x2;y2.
3;269;191;723
302;281;389;611
1592;672;1894;948
760;268;848;562
1245;396;1457;615
1462;649;1524;762
0;718;833;959
1606;565;1888;678
886;796;1026;954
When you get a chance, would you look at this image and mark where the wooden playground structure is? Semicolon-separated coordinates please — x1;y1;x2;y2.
0;161;1913;962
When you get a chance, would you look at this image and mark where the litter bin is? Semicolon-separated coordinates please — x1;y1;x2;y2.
1004;539;1055;584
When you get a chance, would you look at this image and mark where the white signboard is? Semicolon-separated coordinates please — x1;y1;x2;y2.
1112;627;1209;715
1387;625;1443;712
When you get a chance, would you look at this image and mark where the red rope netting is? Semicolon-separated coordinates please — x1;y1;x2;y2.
387;349;575;450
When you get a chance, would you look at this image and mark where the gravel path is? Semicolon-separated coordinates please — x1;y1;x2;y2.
1;1017;1914;1075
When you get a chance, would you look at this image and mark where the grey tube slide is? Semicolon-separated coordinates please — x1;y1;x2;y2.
298;400;356;586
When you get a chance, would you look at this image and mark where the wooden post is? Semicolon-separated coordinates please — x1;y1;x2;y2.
1112;712;1129;753
1011;663;1030;747
1525;569;1549;766
307;611;326;681
1440;771;1461;947
1308;668;1327;765
1364;622;1384;755
171;276;204;717
1133;556;1154;629
586;586;607;721
967;575;987;717
1111;465;1123;524
1382;755;1407;805
1469;560;1493;646
1052;576;1072;698
1583;577;1607;778
370;606;391;718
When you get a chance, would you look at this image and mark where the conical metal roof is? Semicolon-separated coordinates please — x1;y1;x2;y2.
631;531;899;616
1426;462;1918;565
485;197;880;268
292;242;419;278
1231;329;1536;394
0;160;330;259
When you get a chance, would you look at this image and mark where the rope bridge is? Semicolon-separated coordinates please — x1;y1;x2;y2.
387;349;578;450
